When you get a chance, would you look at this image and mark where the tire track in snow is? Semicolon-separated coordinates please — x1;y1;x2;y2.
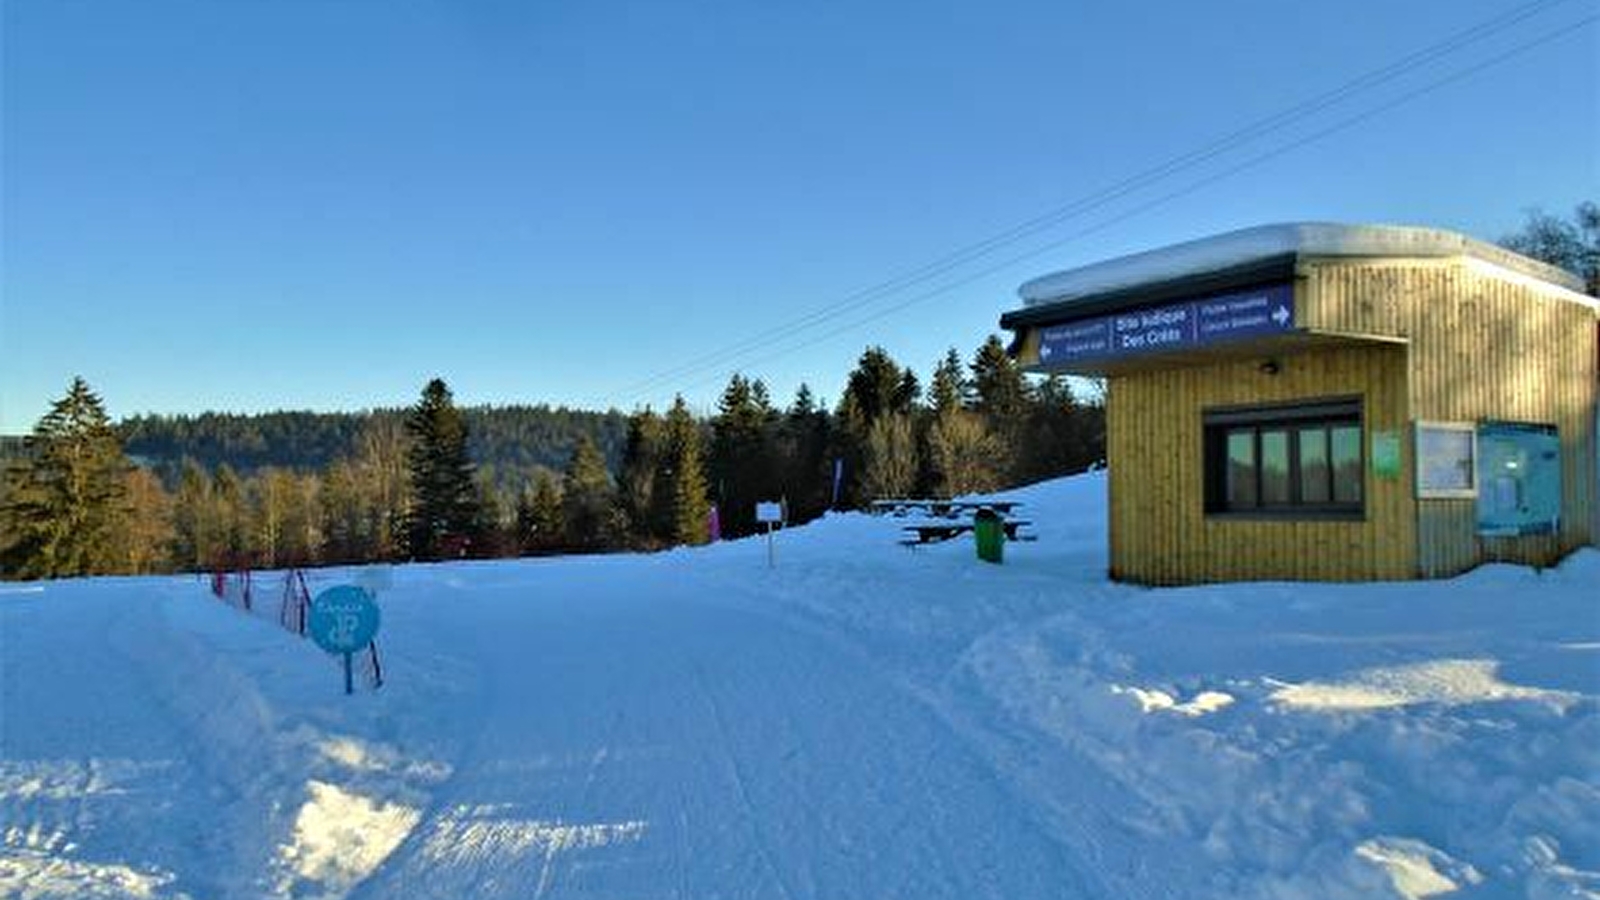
689;663;799;900
688;563;1167;898
532;711;620;898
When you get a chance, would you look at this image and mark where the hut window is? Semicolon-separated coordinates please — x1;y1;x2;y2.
1260;430;1291;505
1330;425;1363;504
1226;430;1257;506
1298;426;1330;503
1204;398;1363;518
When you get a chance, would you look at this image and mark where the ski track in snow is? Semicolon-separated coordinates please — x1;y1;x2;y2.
2;472;1597;898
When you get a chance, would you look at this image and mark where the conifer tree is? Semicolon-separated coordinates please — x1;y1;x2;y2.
928;348;967;418
0;377;131;579
471;470;512;558
1019;375;1106;482
969;334;1030;481
617;408;666;545
842;346;920;424
562;434;613;551
710;374;777;538
970;334;1030;423
663;396;711;546
405;378;479;559
837;347;920;508
779;384;832;523
518;469;564;554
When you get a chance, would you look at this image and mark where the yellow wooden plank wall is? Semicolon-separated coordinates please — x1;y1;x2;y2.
1302;259;1598;575
1107;342;1413;584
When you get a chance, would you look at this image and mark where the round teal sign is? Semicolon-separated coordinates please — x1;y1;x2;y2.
309;585;381;654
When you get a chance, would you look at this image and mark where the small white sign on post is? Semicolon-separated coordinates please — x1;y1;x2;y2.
755;502;783;568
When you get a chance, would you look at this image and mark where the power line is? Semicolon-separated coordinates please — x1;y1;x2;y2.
651;12;1598;400
601;0;1584;408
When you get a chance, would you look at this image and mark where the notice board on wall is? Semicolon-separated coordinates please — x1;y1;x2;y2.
1476;422;1561;537
1415;422;1477;498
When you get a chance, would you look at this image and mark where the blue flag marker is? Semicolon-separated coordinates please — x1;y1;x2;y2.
310;585;382;694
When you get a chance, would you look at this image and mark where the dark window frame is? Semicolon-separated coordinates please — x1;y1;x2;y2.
1203;397;1365;520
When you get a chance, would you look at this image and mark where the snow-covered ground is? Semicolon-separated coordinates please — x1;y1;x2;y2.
1;472;1596;899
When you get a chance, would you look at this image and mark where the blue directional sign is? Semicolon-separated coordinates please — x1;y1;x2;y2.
309;585;381;655
1038;282;1295;365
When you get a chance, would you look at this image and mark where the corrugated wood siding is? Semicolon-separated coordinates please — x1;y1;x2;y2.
1107;343;1413;584
1301;259;1598;575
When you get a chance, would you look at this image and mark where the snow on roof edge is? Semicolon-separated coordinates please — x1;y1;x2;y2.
1017;222;1588;307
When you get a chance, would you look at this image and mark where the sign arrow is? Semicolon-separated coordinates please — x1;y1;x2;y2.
1271;305;1290;326
1040;343;1053;359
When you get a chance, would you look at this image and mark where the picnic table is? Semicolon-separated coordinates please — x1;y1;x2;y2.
869;498;1026;519
898;516;1036;546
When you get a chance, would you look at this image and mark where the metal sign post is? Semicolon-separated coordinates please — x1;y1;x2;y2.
755;501;783;568
309;585;382;695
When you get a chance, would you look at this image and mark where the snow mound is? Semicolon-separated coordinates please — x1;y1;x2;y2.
1355;837;1483;899
1270;658;1582;712
276;781;421;895
1113;685;1236;717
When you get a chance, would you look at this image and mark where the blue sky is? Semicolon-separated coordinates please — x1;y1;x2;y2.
3;0;1596;430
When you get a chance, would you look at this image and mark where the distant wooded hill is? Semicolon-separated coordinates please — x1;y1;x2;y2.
110;407;629;484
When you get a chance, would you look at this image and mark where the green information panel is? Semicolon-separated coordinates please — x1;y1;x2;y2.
1477;422;1560;537
1371;431;1402;480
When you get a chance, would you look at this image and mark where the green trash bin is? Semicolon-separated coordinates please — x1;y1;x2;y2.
974;507;1004;564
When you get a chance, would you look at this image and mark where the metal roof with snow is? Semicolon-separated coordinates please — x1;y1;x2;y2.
1006;222;1588;328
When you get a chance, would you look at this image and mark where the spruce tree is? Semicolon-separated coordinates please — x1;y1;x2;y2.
1019;375;1106;482
710;374;778;538
969;334;1031;481
970;334;1030;423
0;377;131;579
617;408;666;545
470;470;511;558
780;384;832;523
842;346;920;424
562;434;613;551
404;378;479;560
663;396;711;546
519;470;564;553
837;347;920;508
929;348;967;418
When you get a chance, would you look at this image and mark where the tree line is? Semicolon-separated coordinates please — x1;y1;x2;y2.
117;405;631;490
0;337;1103;579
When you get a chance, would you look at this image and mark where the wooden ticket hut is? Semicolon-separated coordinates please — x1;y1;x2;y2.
1000;223;1598;584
